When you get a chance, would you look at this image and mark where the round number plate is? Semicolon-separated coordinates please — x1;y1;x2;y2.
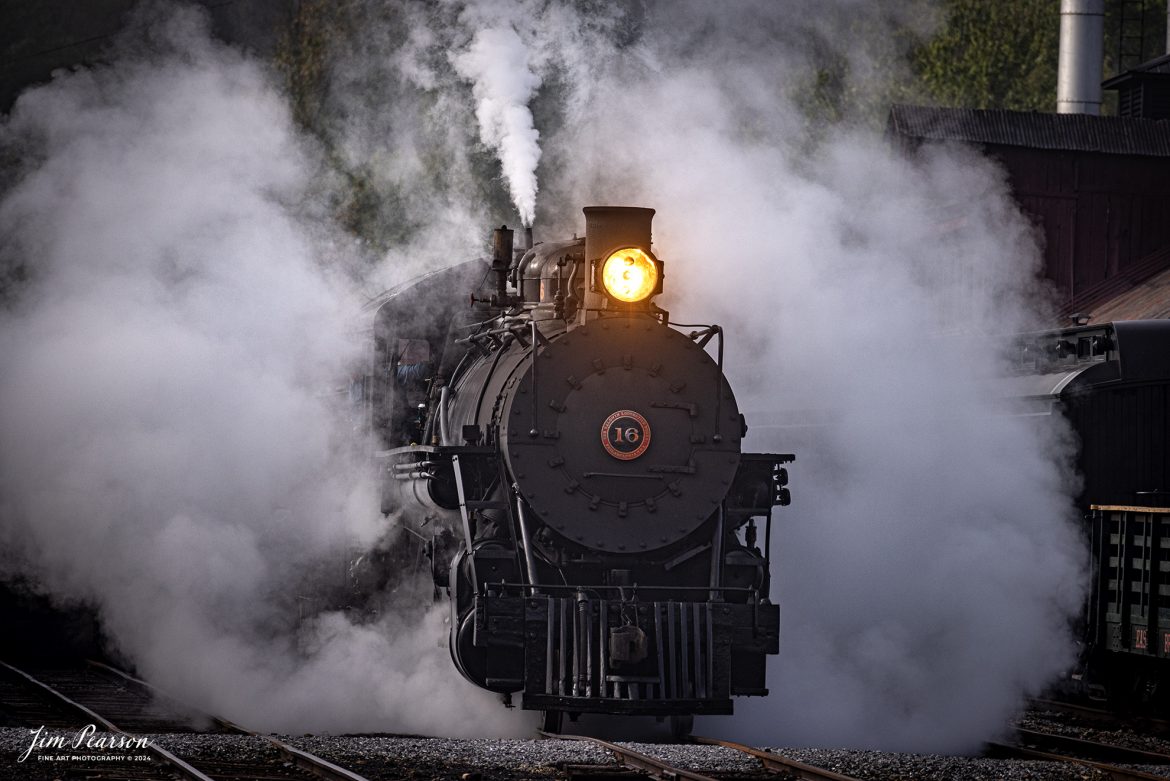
601;409;651;461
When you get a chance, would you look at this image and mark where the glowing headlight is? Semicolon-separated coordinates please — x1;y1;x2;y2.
601;248;658;303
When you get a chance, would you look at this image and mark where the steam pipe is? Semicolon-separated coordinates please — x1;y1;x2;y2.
1057;0;1104;115
708;507;724;602
515;494;540;593
439;385;451;445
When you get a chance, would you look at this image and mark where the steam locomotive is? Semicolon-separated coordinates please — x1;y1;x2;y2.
364;207;792;732
1008;320;1170;708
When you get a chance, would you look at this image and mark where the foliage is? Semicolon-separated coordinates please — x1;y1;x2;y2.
912;0;1060;112
911;0;1168;113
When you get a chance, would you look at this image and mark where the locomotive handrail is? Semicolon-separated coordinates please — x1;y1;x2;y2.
375;444;497;458
486;582;763;598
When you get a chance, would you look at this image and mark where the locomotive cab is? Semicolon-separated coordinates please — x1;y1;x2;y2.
370;206;792;730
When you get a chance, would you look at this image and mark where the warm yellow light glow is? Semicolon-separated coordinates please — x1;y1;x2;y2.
601;248;658;303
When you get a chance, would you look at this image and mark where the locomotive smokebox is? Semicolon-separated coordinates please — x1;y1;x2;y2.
584;206;655;262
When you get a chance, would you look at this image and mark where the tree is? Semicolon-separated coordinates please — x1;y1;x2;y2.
911;0;1168;114
912;0;1060;112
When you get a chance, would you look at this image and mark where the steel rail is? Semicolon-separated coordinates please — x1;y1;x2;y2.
1029;697;1170;738
539;731;718;781
691;735;863;781
0;659;215;781
986;740;1170;781
1015;726;1170;765
86;660;373;781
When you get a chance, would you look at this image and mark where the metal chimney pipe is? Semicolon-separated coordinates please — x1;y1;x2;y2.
1057;0;1104;115
491;225;513;303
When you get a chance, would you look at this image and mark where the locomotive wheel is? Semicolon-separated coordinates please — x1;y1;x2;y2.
669;714;693;739
541;710;563;734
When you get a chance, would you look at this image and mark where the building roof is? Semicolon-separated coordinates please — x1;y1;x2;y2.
1084;264;1170;324
1103;53;1170;88
887;104;1170;157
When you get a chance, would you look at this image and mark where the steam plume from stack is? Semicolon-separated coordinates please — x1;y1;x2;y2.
454;26;542;225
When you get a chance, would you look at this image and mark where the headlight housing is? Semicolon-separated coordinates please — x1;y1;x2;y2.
600;248;659;303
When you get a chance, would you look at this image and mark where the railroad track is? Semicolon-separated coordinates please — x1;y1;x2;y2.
542;730;865;781
1013;725;1170;765
549;728;1170;781
1029;697;1170;741
0;659;371;781
691;736;863;781
986;736;1170;781
1007;696;1170;779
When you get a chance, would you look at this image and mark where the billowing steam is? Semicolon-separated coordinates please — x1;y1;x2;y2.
0;3;522;736
454;26;542;226
1;0;1086;752
533;16;1085;751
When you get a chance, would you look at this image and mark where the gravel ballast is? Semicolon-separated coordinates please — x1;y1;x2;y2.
4;727;1170;780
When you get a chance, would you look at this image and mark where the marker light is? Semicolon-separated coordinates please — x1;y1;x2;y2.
601;248;658;303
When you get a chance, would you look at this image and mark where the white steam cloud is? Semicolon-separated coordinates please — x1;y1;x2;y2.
0;4;524;736
535;12;1085;752
454;25;542;226
1;0;1088;752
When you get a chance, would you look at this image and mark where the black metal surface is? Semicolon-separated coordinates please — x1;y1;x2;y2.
501;316;741;552
1010;321;1170;507
1092;506;1170;661
471;593;777;715
1114;320;1170;382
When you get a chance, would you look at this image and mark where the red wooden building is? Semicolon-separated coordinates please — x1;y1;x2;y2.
887;104;1170;323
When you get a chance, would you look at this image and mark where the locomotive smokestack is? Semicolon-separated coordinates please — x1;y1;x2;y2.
492;225;514;303
524;226;533;250
1057;0;1104;115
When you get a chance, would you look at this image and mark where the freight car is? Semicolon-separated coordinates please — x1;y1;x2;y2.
363;206;792;733
1009;320;1170;707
